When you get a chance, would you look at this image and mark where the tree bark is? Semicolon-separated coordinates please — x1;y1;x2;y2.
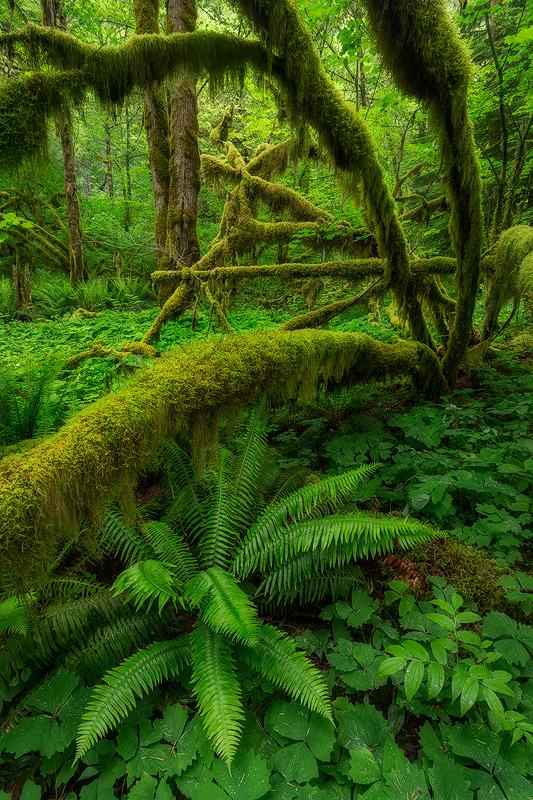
133;0;171;266
41;0;85;286
58;115;85;286
165;0;201;268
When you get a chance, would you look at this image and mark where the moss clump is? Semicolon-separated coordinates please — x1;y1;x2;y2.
210;103;234;142
482;225;533;342
401;537;508;614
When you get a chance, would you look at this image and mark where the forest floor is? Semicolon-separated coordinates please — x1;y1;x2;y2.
1;276;533;799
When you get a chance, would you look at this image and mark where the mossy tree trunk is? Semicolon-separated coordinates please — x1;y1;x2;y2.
57;113;85;286
164;0;201;269
133;0;171;266
41;0;85;286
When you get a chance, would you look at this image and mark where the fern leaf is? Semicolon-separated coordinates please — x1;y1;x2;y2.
200;450;239;570
76;637;190;758
112;560;184;614
256;514;437;601
141;520;199;583
233;465;379;576
235;512;435;578
159;440;208;539
184;567;259;644
0;595;33;635
67;608;177;680
104;506;153;564
190;624;243;766
36;591;123;659
237;623;332;720
231;393;268;529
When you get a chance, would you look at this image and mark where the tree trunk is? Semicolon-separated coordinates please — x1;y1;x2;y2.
165;0;201;268
133;0;171;266
104;121;114;200
41;0;85;286
58;115;85;286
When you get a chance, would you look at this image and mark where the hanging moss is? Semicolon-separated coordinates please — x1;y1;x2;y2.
0;328;443;584
481;225;533;341
361;0;482;385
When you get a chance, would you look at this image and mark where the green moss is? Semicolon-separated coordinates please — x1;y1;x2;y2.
0;329;443;585
361;0;482;384
402;537;508;614
482;225;533;341
210;103;234;142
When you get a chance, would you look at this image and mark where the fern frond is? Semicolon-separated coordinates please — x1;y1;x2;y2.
36;591;124;659
141;520;198;583
270;566;365;606
66;608;177;680
231;393;268;529
257;515;437;601
237;623;332;721
200;450;239;570
76;637;190;758
235;512;435;578
266;464;313;507
0;595;33;635
159;440;207;539
104;506;153;564
190;624;243;766
184;567;259;645
279;418;327;454
234;465;379;576
112;560;184;614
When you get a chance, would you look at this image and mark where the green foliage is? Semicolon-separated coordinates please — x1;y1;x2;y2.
77;399;432;765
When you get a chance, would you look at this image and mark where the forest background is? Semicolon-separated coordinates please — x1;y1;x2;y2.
1;0;533;798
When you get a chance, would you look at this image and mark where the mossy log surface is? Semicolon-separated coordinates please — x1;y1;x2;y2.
0;329;442;584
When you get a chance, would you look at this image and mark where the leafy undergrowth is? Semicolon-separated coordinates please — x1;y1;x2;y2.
2;579;533;799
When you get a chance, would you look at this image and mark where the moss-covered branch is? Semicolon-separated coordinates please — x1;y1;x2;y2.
362;0;483;385
0;328;443;583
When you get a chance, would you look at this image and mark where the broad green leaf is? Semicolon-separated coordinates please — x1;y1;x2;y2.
336;701;392;751
347;591;378;628
425;613;455;631
404;660;425;701
264;699;309;741
483;612;517;640
387;644;412;658
482;687;505;725
306;713;336;761
20;782;42;800
212;748;272;800
154;704;188;744
451;670;468;703
455;611;482;624
428;755;474;800
126;775;157;800
0;715;63;758
427;662;445;700
460;677;479;715
378;656;407;677
382;739;428;798
347;747;381;784
28;669;80;713
272;742;318;783
493;639;530;666
451;593;463;610
401;640;429;661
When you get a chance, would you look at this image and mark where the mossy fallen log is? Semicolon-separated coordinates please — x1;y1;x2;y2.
0;329;443;585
